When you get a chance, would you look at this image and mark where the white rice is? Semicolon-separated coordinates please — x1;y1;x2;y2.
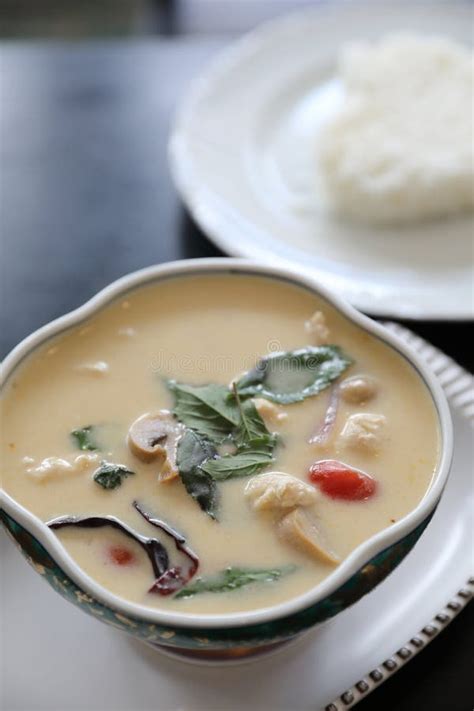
318;34;474;225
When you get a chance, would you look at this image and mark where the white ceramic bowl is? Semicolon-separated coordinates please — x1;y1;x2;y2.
0;258;453;659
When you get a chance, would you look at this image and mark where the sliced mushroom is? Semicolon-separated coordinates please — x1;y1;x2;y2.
278;508;340;565
340;375;377;404
127;411;184;482
245;471;318;512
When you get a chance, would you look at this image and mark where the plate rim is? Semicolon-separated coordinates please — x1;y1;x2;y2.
325;578;473;710
324;320;474;710
169;0;474;322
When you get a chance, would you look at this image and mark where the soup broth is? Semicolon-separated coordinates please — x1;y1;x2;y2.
1;274;440;614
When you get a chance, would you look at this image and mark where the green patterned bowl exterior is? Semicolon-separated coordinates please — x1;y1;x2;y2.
0;506;434;652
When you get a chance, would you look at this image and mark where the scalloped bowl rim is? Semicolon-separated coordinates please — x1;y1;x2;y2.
0;258;453;630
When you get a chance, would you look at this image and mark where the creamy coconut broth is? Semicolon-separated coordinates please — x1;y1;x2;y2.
1;274;440;614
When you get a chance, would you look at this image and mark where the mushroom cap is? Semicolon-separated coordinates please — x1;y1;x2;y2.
127;411;184;482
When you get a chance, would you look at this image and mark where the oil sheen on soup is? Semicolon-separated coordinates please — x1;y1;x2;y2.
1;274;440;614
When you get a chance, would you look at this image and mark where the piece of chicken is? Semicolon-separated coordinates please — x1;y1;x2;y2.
304;310;330;344
127;411;184;482
278;508;340;565
245;471;318;512
340;375;377;404
75;361;109;376
339;412;387;454
253;398;288;425
26;453;99;482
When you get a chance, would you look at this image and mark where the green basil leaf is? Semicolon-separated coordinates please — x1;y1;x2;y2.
175;565;295;598
71;425;99;451
168;381;239;443
93;461;134;490
235;346;352;404
176;429;219;520
233;396;276;450
200;449;274;480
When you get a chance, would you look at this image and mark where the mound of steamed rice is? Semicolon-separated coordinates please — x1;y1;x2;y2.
318;34;474;226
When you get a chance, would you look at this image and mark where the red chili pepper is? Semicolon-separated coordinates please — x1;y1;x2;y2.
309;459;377;501
108;545;135;566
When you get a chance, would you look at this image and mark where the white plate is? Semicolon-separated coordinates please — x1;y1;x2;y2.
2;324;472;710
169;0;474;320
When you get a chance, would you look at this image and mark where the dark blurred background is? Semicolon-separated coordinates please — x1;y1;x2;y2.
0;0;318;37
1;0;472;368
